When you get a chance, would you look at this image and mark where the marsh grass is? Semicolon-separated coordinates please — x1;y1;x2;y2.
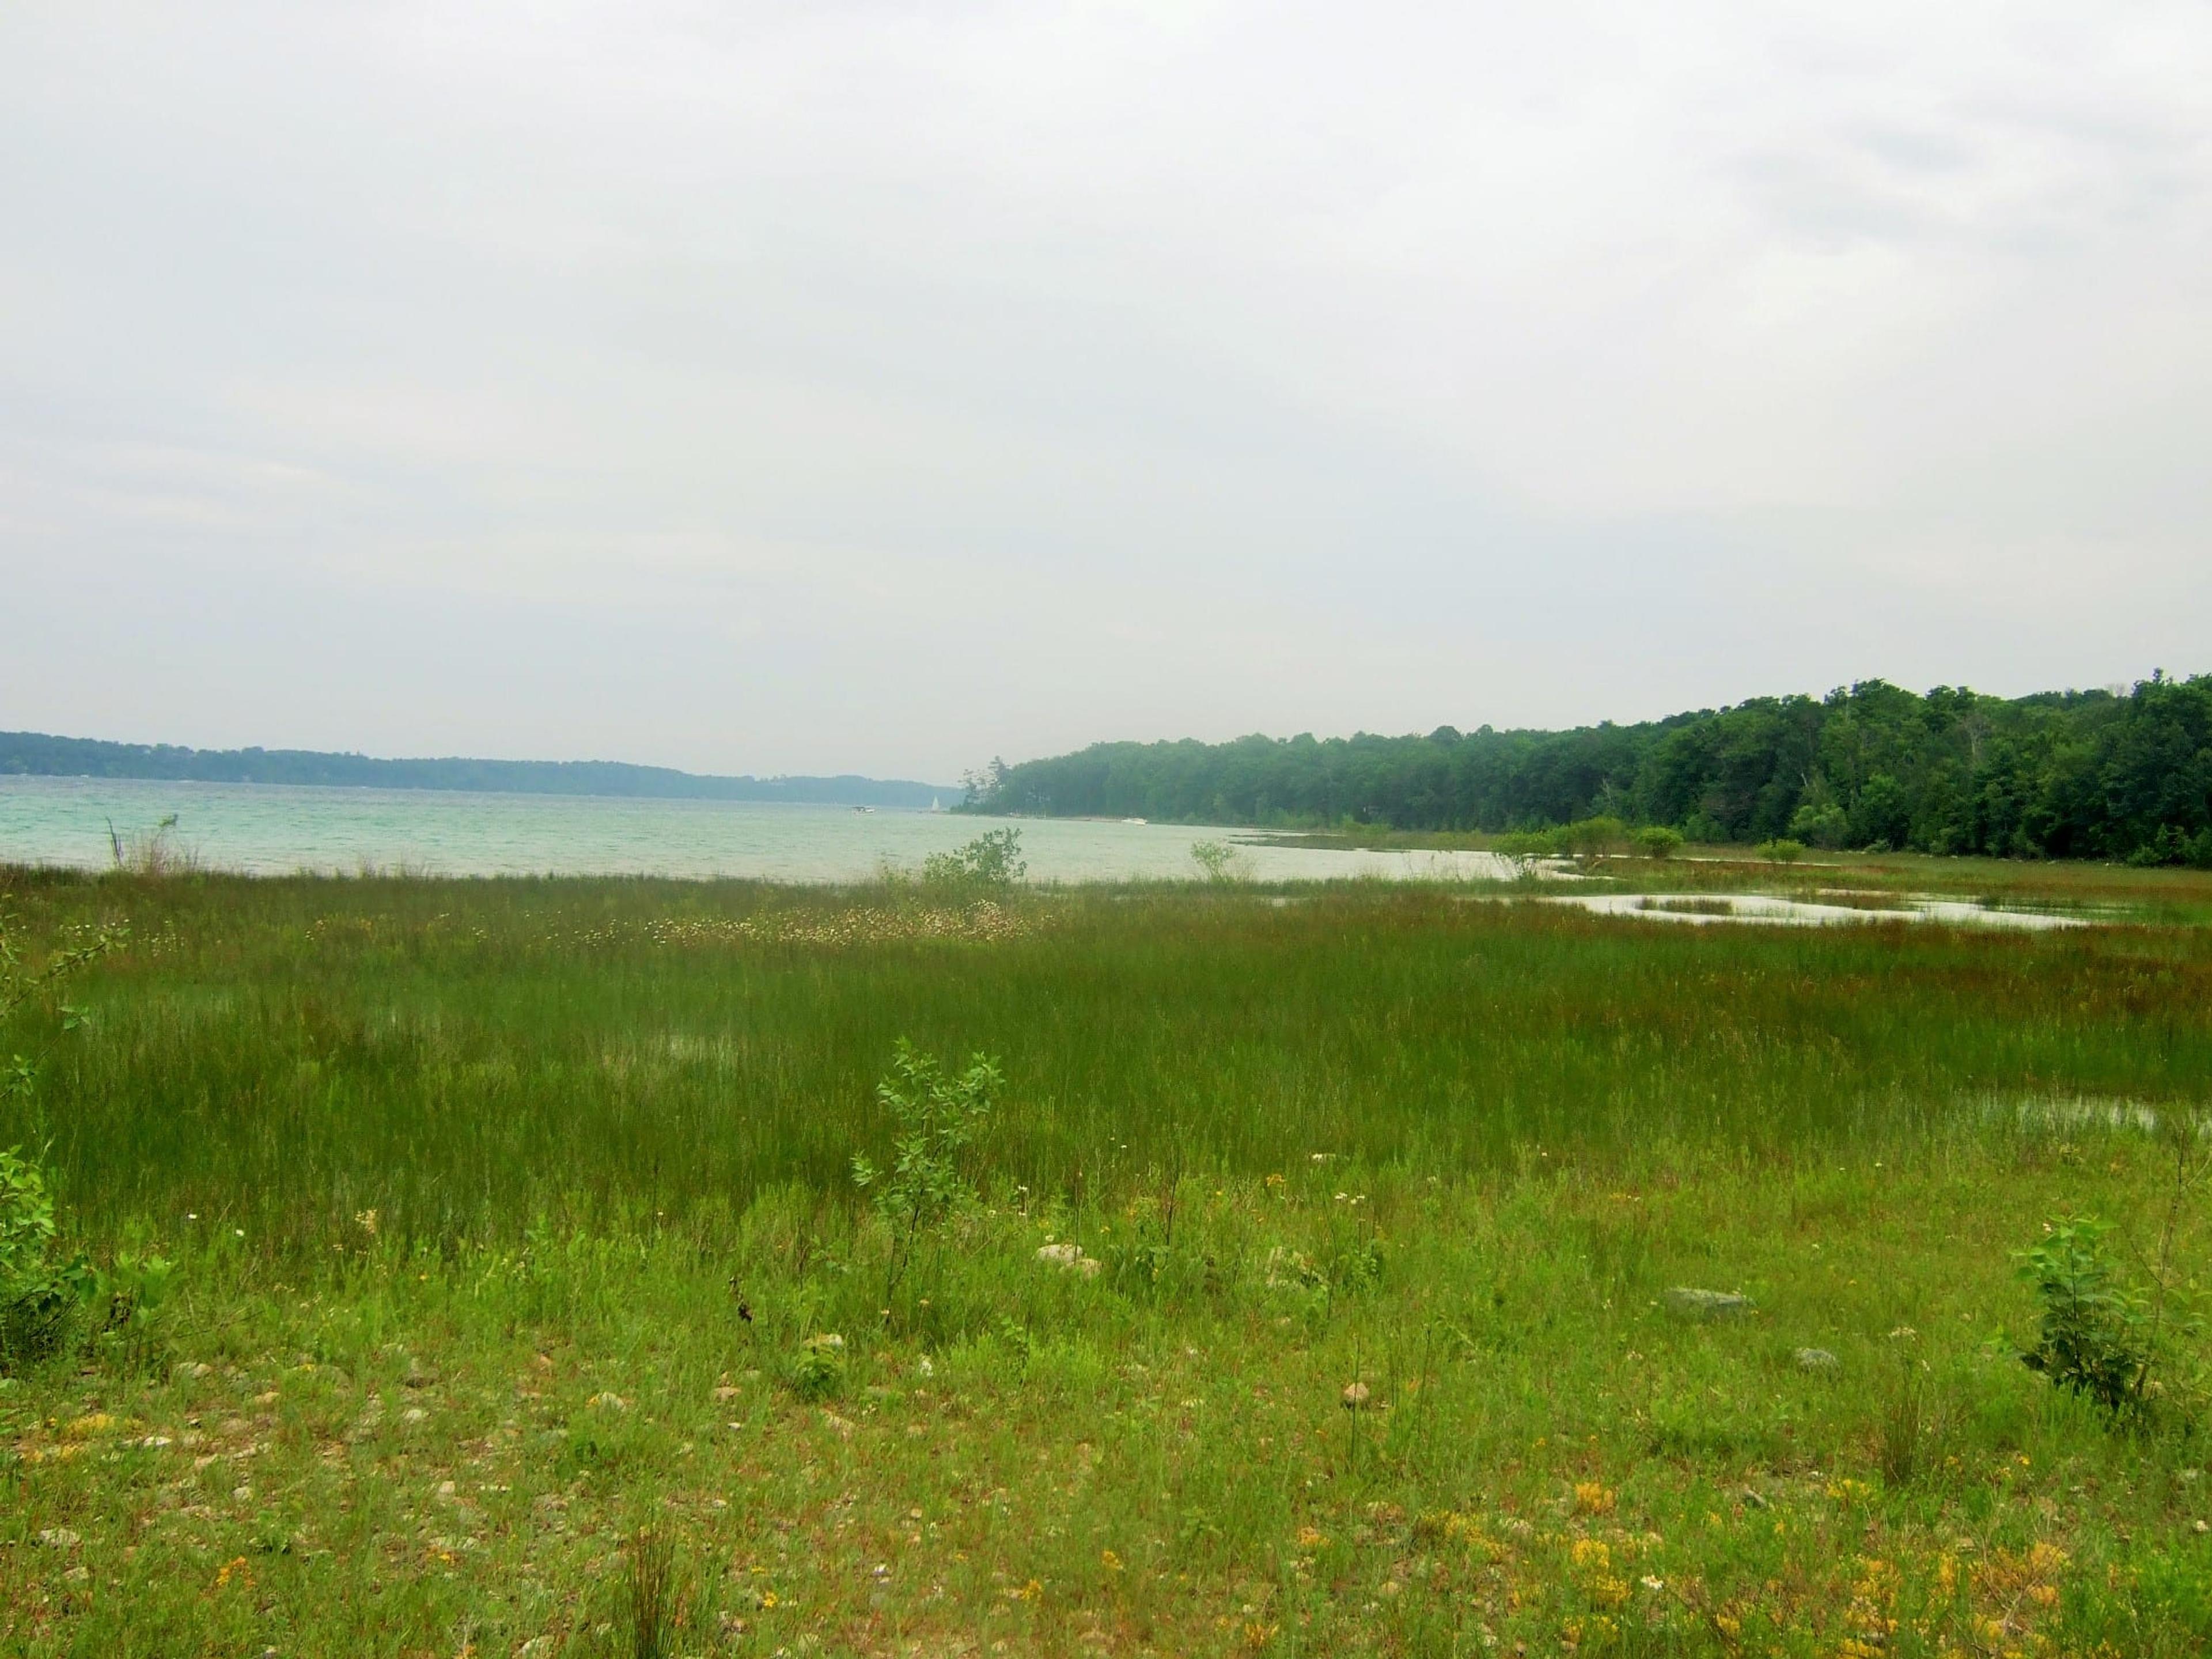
625;1524;676;1659
1877;1351;1939;1487
2;867;2210;1653
103;814;200;878
4;870;2208;1252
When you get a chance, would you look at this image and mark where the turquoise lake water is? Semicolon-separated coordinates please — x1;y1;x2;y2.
0;777;1514;884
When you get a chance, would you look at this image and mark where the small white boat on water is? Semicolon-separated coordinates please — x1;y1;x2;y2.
1123;817;1147;825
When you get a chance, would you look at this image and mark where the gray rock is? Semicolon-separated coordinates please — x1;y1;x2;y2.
1794;1347;1840;1372
1665;1286;1755;1318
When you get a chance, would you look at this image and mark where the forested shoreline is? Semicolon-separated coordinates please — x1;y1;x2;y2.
0;730;950;809
971;674;2212;863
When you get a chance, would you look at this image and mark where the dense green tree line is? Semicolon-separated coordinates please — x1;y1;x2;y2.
971;673;2212;863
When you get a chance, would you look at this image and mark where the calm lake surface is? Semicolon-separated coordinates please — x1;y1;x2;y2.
0;777;1516;884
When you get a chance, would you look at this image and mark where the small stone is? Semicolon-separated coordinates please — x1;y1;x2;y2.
713;1385;741;1402
36;1528;81;1549
1341;1381;1372;1410
1665;1287;1755;1318
399;1407;427;1425
587;1392;627;1412
1795;1347;1841;1372
179;1362;213;1380
1036;1242;1101;1278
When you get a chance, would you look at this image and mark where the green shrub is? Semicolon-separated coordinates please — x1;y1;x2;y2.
2127;825;2212;869
0;1151;175;1373
789;1332;848;1400
853;1041;1002;1304
921;829;1027;894
1789;803;1850;849
1189;840;1251;883
1633;825;1684;859
1559;817;1627;859
0;1147;81;1368
2;910;158;1373
86;1248;177;1370
1755;838;1807;865
1493;830;1558;858
2018;1217;2152;1419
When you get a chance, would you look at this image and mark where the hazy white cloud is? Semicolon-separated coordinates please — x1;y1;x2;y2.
3;1;2209;778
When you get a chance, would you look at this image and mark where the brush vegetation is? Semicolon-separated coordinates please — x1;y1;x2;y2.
2;861;2211;1654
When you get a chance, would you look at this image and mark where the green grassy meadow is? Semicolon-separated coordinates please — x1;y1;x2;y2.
5;865;2212;1655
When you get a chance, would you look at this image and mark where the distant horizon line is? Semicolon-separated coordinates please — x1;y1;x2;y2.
0;729;960;809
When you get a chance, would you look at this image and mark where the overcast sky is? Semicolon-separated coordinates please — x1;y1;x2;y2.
4;3;2209;782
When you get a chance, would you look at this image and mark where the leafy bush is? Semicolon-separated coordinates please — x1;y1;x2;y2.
921;829;1027;894
1495;817;1637;859
2018;1217;2152;1419
853;1041;1002;1304
789;1332;847;1400
1755;838;1807;864
0;1150;175;1373
1559;817;1628;859
1633;825;1684;859
1493;829;1558;858
0;1147;85;1369
87;1248;177;1370
1;910;136;1372
1788;802;1850;849
2127;825;2212;869
1189;839;1252;883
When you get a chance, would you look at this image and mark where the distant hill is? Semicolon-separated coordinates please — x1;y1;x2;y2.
0;732;955;810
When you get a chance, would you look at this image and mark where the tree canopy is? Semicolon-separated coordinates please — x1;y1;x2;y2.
969;674;2212;865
